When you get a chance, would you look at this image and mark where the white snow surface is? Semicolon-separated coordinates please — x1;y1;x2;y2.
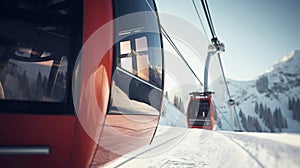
104;126;300;168
159;98;187;127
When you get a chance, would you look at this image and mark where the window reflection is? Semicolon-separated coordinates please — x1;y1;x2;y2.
135;36;148;52
120;41;131;55
0;19;69;102
118;35;162;87
110;0;163;115
136;53;149;81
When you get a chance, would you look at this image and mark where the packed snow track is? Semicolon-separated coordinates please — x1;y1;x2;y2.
104;125;300;168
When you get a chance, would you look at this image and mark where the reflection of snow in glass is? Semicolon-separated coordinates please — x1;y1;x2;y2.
110;81;159;116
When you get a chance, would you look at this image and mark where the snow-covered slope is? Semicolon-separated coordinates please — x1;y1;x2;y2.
104;126;300;168
219;50;300;133
159;98;187;127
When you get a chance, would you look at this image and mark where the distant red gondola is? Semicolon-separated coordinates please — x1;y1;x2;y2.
186;92;214;130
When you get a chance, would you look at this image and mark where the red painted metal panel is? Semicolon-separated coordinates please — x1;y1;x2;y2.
92;114;160;166
0;114;76;168
68;0;114;167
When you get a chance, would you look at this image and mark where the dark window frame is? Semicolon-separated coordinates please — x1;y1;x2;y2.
108;0;164;115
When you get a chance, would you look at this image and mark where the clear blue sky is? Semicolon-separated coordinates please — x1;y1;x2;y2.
156;0;300;81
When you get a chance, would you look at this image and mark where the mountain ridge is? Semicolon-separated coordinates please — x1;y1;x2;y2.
219;50;300;133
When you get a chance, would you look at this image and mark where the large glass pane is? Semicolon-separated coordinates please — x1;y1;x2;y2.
0;0;77;103
109;0;163;115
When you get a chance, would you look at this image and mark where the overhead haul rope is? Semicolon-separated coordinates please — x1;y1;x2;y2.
200;0;216;39
191;0;210;43
216;107;232;129
160;26;203;86
197;0;242;130
145;0;204;86
217;52;242;130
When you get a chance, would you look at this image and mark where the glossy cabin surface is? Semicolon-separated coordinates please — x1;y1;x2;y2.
0;0;163;167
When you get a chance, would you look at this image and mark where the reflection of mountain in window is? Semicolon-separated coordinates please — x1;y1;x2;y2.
0;18;69;102
0;57;67;102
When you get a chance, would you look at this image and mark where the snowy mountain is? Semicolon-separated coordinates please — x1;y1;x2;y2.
219;50;300;133
159;98;187;127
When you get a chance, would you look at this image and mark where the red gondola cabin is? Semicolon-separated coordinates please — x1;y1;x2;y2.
0;0;164;167
186;92;214;130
